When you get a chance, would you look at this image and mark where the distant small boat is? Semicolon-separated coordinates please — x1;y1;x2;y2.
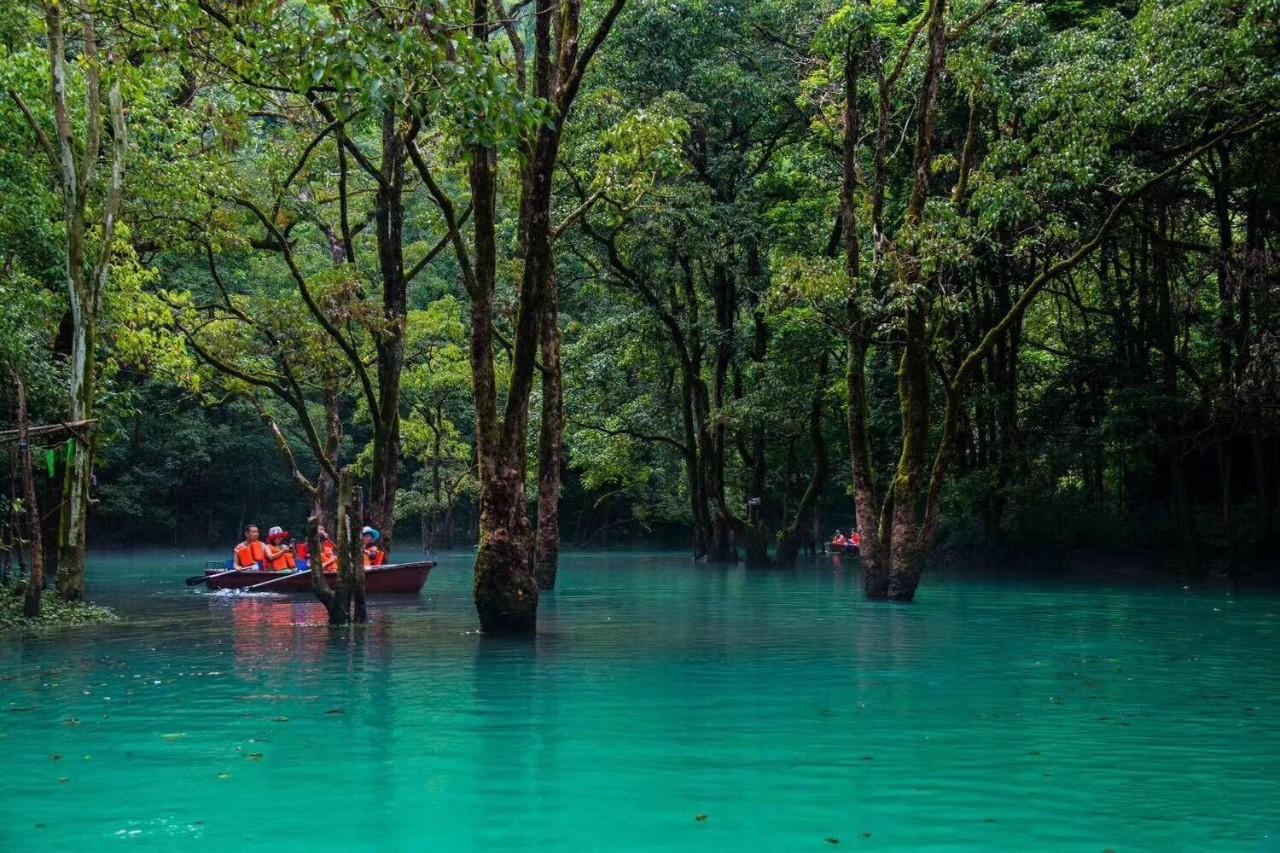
203;561;433;594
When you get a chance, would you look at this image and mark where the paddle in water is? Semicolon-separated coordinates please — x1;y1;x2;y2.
243;570;307;592
185;567;240;587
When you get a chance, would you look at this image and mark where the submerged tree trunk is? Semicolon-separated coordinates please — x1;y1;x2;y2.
306;514;342;624
55;311;94;602
432;0;625;631
467;122;540;632
15;378;44;618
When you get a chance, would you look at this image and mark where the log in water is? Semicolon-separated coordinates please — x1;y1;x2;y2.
1;550;1277;850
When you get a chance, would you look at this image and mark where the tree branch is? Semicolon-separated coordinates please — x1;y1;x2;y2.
406;204;472;283
7;89;58;173
232;195;381;425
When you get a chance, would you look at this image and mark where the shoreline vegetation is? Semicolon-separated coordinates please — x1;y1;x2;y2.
0;583;118;633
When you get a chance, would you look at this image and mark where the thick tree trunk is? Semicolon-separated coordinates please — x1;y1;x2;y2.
43;8;126;603
55;307;93;602
839;42;890;598
369;109;408;553
534;265;565;590
16;378;44;618
886;307;930;602
465;0;625;631
475;467;539;633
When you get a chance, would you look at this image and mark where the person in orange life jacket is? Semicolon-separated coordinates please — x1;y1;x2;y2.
234;525;268;569
361;527;385;567
831;530;847;547
263;526;296;571
316;526;338;572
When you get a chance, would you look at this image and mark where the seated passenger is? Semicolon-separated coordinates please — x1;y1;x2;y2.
318;526;338;572
361;527;385;567
234;525;267;570
263;526;296;571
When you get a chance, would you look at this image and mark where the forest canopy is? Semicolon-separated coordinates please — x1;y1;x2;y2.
1;0;1277;623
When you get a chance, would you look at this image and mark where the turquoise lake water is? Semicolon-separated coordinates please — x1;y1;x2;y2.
1;550;1278;851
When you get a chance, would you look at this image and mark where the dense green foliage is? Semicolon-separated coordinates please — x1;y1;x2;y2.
1;0;1276;594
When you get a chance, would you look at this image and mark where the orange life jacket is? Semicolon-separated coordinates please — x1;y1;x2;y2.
264;542;295;571
363;546;385;567
234;540;267;569
320;541;337;572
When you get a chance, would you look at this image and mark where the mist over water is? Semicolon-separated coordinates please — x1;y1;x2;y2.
2;550;1278;851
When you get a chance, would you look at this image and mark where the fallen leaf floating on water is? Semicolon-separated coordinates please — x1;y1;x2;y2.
272;717;289;723
161;733;186;741
826;838;840;845
325;708;345;715
694;814;708;823
216;772;231;781
247;753;264;761
63;718;79;726
49;754;61;761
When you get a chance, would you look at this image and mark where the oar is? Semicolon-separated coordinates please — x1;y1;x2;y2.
186;567;240;587
242;570;308;592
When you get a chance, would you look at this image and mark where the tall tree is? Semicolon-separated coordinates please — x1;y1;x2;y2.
7;2;128;600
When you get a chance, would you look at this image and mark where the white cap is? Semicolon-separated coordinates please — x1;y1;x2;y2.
268;526;283;536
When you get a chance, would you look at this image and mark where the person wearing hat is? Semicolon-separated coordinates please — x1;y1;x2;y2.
263;526;296;571
361;527;385;567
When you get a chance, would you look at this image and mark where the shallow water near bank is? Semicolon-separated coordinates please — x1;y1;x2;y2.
1;550;1278;851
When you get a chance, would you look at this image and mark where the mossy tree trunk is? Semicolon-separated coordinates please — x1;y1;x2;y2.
534;264;565;590
427;0;627;632
21;4;128;603
15;377;44;618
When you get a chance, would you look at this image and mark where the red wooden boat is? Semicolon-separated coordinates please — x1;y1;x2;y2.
203;561;433;594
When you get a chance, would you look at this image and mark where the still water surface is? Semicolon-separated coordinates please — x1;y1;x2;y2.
1;550;1278;851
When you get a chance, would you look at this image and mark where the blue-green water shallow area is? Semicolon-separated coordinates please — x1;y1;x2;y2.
2;551;1278;851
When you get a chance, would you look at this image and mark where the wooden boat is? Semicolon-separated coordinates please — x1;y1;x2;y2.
203;561;433;594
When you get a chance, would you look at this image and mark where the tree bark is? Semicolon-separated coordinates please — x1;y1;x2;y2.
534;264;565;590
306;514;342;625
15;378;44;618
368;108;408;554
44;7;127;603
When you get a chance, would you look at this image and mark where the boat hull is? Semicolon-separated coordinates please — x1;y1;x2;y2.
204;561;433;594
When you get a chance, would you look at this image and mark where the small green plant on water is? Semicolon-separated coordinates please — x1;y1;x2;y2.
0;583;118;632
